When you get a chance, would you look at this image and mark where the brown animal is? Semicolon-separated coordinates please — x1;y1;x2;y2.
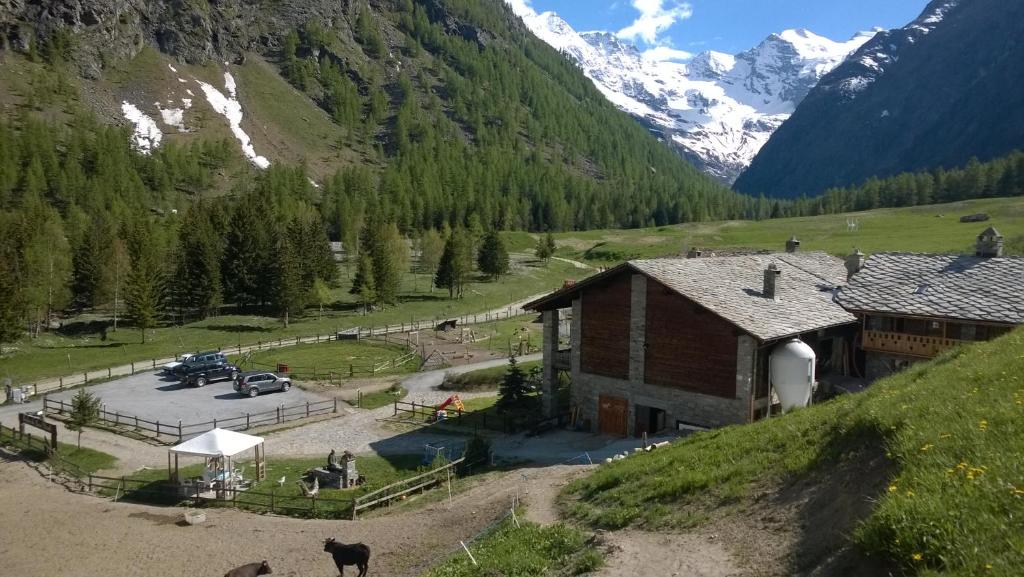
324;537;370;577
224;560;273;577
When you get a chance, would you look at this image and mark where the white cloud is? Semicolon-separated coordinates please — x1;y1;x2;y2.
617;0;693;45
506;0;537;18
642;46;694;62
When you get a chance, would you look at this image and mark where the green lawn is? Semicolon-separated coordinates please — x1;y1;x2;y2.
564;327;1024;576
236;339;416;379
358;385;408;409
111;453;429;518
427;514;602;577
0;258;579;384
548;197;1024;264
441;361;542;392
0;428;118;476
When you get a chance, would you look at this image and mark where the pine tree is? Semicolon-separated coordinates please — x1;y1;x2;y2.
496;356;537;413
222;199;272;310
272;225;305;328
67;388;101;448
310;277;332;321
477;230;509;281
435;229;471;299
173;206;223;320
0;242;23;344
418;228;445;292
372;224;401;306
534;233;554;263
123;248;161;342
350;254;376;314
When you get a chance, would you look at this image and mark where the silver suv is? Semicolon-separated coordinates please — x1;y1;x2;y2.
233;371;292;397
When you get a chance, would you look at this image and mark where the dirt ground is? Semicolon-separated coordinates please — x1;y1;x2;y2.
0;453;533;577
587;448;893;577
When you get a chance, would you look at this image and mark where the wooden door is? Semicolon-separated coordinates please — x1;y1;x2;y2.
599;395;628;436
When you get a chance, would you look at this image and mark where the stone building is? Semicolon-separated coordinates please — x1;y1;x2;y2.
526;252;857;437
837;227;1024;380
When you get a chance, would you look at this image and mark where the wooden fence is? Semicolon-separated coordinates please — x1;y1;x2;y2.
245;346;419;380
351;457;466;519
43;396;339;443
0;422;53;456
392;400;572;436
21;306;536;396
84;474;356;518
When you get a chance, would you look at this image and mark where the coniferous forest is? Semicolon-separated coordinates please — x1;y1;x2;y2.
1;0;1023;345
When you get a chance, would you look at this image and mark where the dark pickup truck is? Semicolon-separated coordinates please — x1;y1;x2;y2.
175;351;239;387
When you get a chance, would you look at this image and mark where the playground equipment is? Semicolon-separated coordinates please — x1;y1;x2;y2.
433;394;466;422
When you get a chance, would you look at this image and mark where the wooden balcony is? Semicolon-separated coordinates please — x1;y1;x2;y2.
862;330;965;359
553;348;572;370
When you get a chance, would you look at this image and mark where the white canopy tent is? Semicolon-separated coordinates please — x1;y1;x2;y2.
168;428;266;493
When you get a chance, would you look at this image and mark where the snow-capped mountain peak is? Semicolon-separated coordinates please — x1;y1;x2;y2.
509;4;878;183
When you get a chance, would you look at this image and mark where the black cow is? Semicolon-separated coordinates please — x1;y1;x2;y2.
324;537;371;577
224;560;272;577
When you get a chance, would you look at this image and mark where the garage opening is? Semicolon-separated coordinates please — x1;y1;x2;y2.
634;405;666;437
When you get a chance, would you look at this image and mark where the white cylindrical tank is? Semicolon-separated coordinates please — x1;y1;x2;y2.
770;339;816;412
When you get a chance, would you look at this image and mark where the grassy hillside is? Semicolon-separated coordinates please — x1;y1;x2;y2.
514;197;1024;264
563;328;1024;576
0;257;577;383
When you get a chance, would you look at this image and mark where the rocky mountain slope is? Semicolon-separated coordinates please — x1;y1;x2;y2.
0;0;748;231
735;0;1024;198
510;6;874;183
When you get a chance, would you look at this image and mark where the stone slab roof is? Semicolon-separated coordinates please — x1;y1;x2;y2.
836;253;1024;324
527;252;857;342
631;253;856;342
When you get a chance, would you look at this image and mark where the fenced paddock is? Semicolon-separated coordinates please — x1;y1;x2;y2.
43;396;340;443
391;400;571;436
21;308;533;396
351;457;466;519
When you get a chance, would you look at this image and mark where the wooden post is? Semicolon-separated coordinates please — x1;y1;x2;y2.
276;407;281;424
59;377;63;390
333;399;338;414
156;420;161;436
131;362;135;374
246;413;250;429
271;488;276;513
306;402;310;418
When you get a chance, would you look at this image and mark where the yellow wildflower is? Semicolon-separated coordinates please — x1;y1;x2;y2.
888;485;898;493
920;444;934;452
912;553;923;561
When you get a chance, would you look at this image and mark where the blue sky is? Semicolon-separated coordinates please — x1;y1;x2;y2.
507;0;930;56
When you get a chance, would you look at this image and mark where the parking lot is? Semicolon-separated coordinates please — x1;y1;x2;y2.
21;370;329;428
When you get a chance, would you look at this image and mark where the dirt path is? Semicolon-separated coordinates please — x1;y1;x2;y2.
0;457;514;577
596;531;745;577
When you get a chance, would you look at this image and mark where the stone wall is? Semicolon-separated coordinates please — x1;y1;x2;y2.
569;274;754;435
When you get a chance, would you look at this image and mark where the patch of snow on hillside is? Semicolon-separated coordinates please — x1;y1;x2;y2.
159;107;186;131
197;71;270;169
168;64;178;73
121;101;162;153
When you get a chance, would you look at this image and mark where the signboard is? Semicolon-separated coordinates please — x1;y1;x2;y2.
19;412;57;451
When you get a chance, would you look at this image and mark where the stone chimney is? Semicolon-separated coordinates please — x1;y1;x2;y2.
763;263;781;299
686;247;703;259
845;248;866;280
975;227;1004;258
785;236;800;253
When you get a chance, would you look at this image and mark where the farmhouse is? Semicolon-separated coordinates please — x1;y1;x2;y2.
526;251;858;437
838;227;1024;380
